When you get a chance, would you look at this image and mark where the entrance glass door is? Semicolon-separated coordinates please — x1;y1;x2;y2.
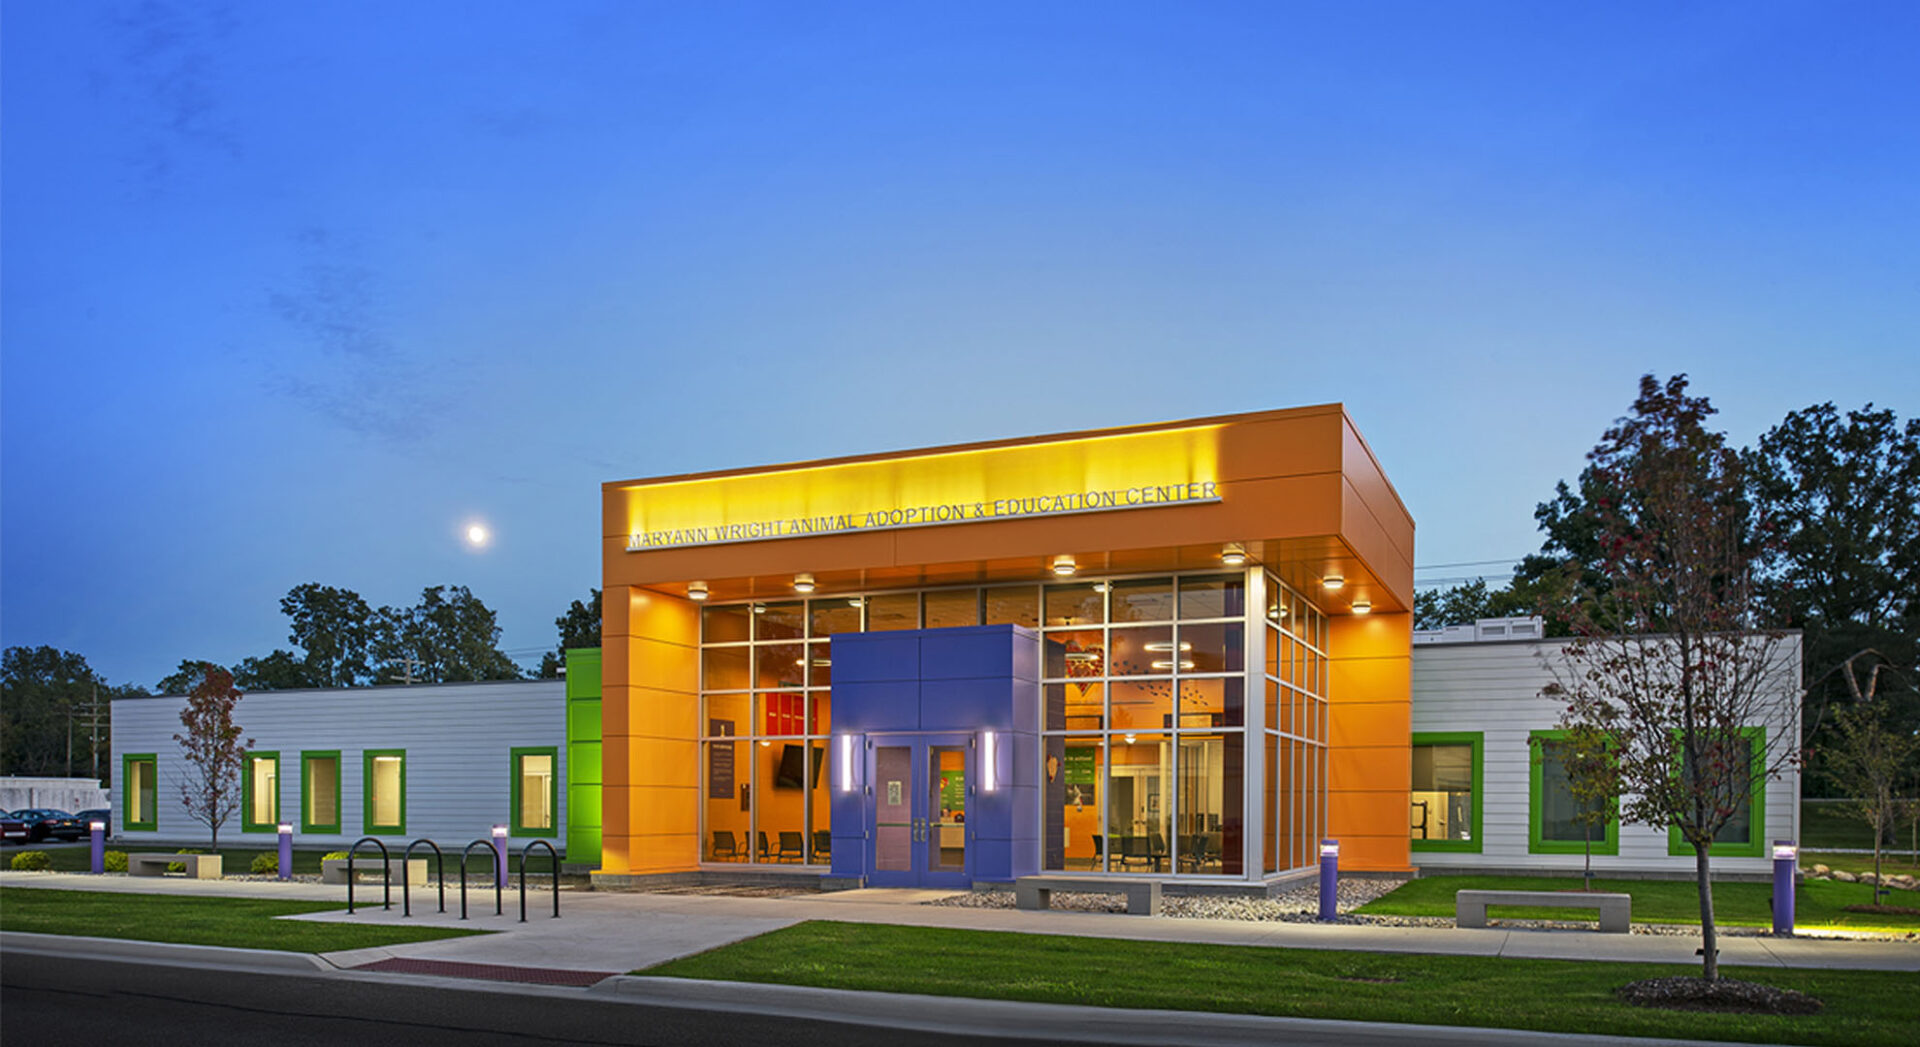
868;734;971;887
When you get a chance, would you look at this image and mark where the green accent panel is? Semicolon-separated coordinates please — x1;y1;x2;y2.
566;647;603;701
300;750;342;835
1410;732;1482;854
123;754;157;831
362;749;407;836
240;750;281;833
570;740;602;785
1528;730;1619;856
510;746;560;838
567;824;603;865
567;781;603;866
568;700;602;742
1668;727;1767;858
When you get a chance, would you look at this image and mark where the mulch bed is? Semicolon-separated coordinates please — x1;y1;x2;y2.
1616;977;1822;1015
1842;903;1920;916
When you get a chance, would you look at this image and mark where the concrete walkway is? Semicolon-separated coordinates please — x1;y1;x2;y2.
4;870;1914;974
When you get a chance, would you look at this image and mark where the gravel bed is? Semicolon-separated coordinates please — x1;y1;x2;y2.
1616;976;1821;1014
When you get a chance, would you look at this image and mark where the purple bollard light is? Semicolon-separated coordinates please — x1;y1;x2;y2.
492;825;509;889
278;824;293;881
1772;840;1797;935
1318;839;1340;921
90;821;105;874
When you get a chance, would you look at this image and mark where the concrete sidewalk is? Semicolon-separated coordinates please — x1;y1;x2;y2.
5;870;1915;974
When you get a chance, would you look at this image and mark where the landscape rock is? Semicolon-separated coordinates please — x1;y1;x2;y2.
1834;870;1858;882
1811;863;1831;876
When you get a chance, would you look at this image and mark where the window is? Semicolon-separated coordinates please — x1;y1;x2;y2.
363;750;406;835
302;751;341;834
1669;727;1766;858
1529;731;1618;855
512;747;558;836
1410;733;1481;852
123;754;157;831
242;751;280;833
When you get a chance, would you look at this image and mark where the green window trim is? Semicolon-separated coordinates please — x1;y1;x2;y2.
510;746;561;838
241;750;282;833
1668;726;1767;858
122;753;157;831
1410;732;1483;853
362;749;407;835
1528;730;1620;856
301;750;342;835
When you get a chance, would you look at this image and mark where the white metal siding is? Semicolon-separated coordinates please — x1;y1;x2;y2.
1410;635;1800;876
109;681;567;852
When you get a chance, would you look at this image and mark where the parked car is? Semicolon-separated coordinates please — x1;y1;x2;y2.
73;809;111;836
9;809;85;842
0;812;28;845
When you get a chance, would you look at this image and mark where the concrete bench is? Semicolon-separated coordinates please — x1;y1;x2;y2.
1455;889;1630;932
127;853;223;879
321;857;429;886
1015;875;1162;916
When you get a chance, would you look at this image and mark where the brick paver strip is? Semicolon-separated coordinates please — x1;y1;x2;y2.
354;957;615;986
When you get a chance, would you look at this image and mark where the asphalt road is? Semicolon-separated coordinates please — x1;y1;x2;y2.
0;952;1068;1047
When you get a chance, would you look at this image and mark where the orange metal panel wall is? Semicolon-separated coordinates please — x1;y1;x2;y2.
600;585;701;875
1325;612;1414;873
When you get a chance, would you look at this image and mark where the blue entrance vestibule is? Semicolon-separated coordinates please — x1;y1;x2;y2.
827;625;1041;887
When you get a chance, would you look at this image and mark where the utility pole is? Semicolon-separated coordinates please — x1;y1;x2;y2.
389;656;424;685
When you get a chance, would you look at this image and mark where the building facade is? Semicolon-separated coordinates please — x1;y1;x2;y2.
596;404;1417;889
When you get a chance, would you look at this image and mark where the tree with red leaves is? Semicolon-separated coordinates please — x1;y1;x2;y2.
1545;375;1802;982
173;665;252;852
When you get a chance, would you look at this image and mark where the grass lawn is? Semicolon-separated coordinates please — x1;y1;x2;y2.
0;887;483;952
644;921;1916;1047
1356;875;1920;932
1802;851;1920;878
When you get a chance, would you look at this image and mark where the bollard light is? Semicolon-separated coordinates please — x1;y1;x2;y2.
1317;839;1340;922
277;824;294;882
1772;839;1798;936
492;824;509;890
89;821;105;875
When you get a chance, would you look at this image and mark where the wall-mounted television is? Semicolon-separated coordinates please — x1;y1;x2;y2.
775;743;825;790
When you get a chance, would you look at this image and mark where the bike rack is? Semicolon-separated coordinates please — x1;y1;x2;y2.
402;838;446;917
346;837;392;914
460;838;502;919
518;839;560;922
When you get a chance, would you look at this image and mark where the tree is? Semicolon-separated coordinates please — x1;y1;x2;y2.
1;646;112;778
172;665;251;851
1748;403;1920;794
1545;375;1802;983
373;585;521;683
538;588;602;678
281;583;376;687
1819;651;1919;907
1413;578;1554;630
157;658;229;695
1541;724;1620;892
233;649;311;691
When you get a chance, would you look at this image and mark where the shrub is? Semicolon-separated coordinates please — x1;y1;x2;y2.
10;850;53;871
103;850;128;872
321;851;348;861
168;847;205;874
250;852;279;875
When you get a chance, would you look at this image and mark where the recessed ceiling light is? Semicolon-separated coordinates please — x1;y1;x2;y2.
1322;575;1345;590
1221;542;1247;567
794;573;816;593
687;581;709;601
1051;555;1077;577
1351;599;1372;614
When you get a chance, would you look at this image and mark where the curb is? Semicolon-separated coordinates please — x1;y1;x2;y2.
0;931;332;972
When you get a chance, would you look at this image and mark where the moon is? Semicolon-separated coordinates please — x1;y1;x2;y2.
465;523;490;548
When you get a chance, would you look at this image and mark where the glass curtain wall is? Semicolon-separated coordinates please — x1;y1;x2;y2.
1041;574;1246;875
1262;573;1328;874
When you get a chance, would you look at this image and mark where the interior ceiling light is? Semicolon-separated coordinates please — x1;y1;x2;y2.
1322;575;1345;591
687;581;710;601
793;573;816;593
1124;733;1137;744
847;597;863;607
1092;581;1110;593
1351;599;1372;615
1220;542;1248;567
752;603;767;614
1051;554;1077;577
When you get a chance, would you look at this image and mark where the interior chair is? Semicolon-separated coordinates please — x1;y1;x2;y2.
1089;833;1106;871
777;830;805;862
711;830;738;861
812;830;831;862
757;830;774;862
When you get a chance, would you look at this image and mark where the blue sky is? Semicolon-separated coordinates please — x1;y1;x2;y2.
4;1;1915;688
